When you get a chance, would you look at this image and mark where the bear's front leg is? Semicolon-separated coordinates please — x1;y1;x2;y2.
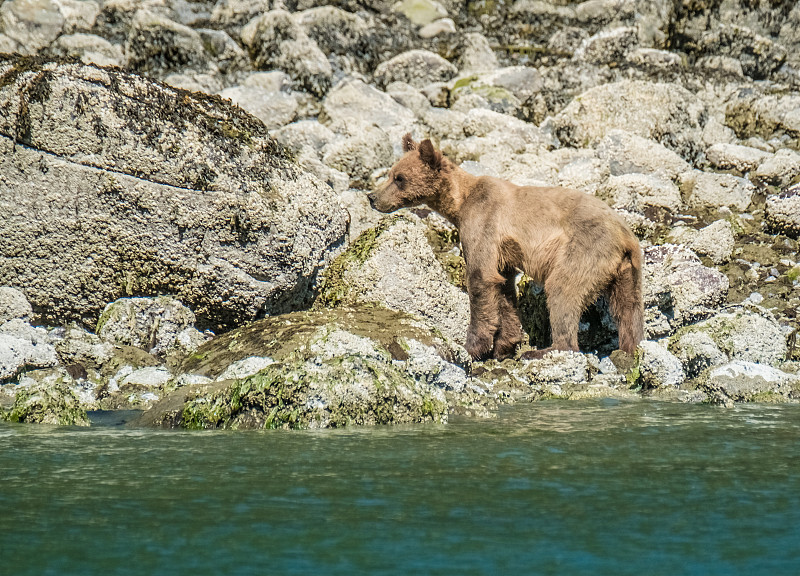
492;271;523;360
464;269;504;361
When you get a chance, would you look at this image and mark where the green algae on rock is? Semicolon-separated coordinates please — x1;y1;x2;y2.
3;380;90;426
178;354;447;429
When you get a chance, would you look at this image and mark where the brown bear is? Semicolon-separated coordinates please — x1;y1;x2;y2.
368;134;644;361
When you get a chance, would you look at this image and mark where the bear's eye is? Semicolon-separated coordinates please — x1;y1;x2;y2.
395;174;405;186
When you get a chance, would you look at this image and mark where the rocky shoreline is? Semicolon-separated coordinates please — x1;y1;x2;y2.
1;0;799;428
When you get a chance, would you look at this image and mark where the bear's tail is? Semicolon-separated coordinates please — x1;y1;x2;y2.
608;244;644;355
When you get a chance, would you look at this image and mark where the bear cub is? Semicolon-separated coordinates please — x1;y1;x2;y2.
368;134;644;361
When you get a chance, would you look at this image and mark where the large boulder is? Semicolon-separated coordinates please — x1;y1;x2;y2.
0;56;348;330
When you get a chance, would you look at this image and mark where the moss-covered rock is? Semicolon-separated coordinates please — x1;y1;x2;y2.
3;380;90;426
142;353;448;430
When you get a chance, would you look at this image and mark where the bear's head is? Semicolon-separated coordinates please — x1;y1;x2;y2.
368;133;444;213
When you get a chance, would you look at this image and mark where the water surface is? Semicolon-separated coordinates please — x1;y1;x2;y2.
2;400;799;575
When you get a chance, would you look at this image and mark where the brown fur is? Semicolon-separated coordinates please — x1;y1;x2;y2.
369;135;644;361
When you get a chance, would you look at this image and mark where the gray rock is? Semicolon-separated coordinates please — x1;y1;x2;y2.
681;171;755;211
553;80;708;162
374;49;457;90
666;220;736;265
696;55;745;78
385;82;431;118
162;71;223;93
0;0;65;54
596;130;691;180
125;9;211;77
418;17;456;39
294;6;371;74
547;26;589;55
272;119;337;154
765;184;800;238
574;26;638;65
322;126;394;188
241;9;332;97
119;366;173;389
339;187;383;239
705;143;771;174
557;156;610;196
0;321;59;381
625;48;682;70
218;85;298;130
696;24;786;79
96;296;208;359
450;66;542;117
321;78;418;147
392;0;448;25
668;329;727;379
294;150;351;195
643;244;730;337
398;338;470;392
316;214;470;344
196;28;250;75
700;361;799;404
138;306;460;429
753;148;800;187
672;306;788;367
422;107;466;141
209;0;270;31
0;57;348;330
634;340;685;389
51;33;125;67
52;325;115;373
216;356;275;381
778;4;800;69
725;88;800;143
599;173;683;215
458;32;498;73
522;350;591;387
0;287;32;323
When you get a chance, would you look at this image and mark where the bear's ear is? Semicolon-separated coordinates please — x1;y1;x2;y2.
418;139;442;171
402;133;417;152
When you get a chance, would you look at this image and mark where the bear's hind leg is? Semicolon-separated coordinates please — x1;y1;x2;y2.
543;270;600;353
608;251;644;354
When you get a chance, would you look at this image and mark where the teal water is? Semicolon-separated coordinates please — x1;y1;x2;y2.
2;400;799;575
